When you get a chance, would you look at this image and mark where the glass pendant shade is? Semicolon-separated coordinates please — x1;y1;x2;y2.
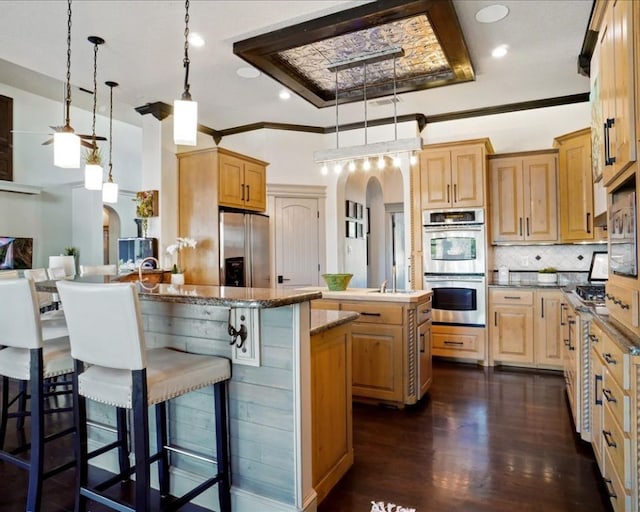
53;132;81;168
173;99;198;145
84;164;103;190
102;180;118;203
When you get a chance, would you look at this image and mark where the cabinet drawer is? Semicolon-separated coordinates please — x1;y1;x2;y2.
416;299;432;325
432;330;479;353
490;289;533;305
602;333;630;391
603;400;631;489
605;283;640;334
603;446;632;512
344;303;403;325
602;369;630;433
589;322;605;359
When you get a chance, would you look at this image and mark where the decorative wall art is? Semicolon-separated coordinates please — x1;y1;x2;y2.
346;221;357;239
135;190;159;218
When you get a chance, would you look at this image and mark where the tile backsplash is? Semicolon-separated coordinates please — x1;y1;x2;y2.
491;244;607;272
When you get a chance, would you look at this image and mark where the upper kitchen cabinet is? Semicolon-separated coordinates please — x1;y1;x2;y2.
218;148;268;212
418;139;493;210
489;151;558;243
595;0;636;186
555;128;594;242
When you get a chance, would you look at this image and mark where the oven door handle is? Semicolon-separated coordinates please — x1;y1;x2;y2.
424;277;484;283
424;226;484;232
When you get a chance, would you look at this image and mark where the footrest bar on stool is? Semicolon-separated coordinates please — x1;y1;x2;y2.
93;467;136;492
163;444;216;464
42;458;76;479
80;488;135;512
164;475;222;512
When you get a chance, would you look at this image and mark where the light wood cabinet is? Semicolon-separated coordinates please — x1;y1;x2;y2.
555;128;595;242
490;288;563;369
598;0;636;186
313;295;432;407
431;325;485;362
311;321;353;504
489;152;558;243
490;290;534;364
177;147;269;284
589;321;634;511
218;150;267;211
418;140;492;210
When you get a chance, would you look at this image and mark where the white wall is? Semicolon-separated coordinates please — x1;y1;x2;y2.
0;81;142;268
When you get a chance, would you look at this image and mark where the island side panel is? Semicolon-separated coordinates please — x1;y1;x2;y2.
134;299;313;511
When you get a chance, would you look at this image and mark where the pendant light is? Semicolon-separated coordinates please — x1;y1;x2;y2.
54;0;80;168
102;81;119;203
84;36;104;190
173;0;198;146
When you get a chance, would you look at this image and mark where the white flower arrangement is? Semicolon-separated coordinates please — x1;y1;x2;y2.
166;237;198;274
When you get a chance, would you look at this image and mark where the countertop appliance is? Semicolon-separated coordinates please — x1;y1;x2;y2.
574;251;608;306
220;210;270;288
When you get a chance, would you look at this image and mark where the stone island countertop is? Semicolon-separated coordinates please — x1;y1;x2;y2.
36;276;321;308
310;309;359;336
299;287;431;303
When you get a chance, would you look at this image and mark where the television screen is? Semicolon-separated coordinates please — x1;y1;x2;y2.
0;237;33;270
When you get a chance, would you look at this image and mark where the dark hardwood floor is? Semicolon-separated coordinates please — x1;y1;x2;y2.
319;361;613;512
0;361;612;511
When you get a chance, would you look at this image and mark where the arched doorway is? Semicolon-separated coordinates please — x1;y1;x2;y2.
102;205;121;265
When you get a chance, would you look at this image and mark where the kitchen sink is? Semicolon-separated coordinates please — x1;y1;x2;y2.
368;289;418;294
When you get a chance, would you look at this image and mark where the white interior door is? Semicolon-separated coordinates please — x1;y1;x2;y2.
274;197;320;289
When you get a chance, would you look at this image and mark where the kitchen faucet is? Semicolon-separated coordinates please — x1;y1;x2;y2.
138;257;160;282
379;280;388;293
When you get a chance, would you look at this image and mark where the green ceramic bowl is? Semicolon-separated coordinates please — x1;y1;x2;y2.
322;273;353;291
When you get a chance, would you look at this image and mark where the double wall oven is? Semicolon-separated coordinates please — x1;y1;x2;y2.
423;208;486;327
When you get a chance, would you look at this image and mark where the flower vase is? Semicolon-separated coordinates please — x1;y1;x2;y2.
171;273;185;285
141;218;149;238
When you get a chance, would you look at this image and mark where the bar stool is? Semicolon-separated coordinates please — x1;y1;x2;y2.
0;278;75;511
57;280;232;512
79;264;117;277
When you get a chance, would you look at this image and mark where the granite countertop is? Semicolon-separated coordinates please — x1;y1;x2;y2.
488;280;566;289
36;277;321;308
310;310;359;336
299;287;432;303
560;287;640;355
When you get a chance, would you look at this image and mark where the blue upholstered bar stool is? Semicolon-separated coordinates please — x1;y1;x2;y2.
57;281;232;512
0;278;75;511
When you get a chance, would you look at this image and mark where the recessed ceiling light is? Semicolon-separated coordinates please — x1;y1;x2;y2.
279;89;291;100
188;32;205;47
492;44;509;58
475;4;509;23
236;67;260;79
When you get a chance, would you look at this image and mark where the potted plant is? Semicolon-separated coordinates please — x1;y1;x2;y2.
166;237;198;285
537;267;558;284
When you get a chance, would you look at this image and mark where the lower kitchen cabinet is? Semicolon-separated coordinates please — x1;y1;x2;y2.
589;320;635;512
312;294;432;407
431;325;486;363
490;288;563;369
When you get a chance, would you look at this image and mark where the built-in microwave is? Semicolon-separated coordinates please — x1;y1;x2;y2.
609;182;637;278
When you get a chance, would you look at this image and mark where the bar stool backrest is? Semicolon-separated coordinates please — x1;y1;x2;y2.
0;278;43;349
0;270;20;279
24;268;49;282
80;264;117;277
47;267;67;280
56;281;146;370
48;255;76;278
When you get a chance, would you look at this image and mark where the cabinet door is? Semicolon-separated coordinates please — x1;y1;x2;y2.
491;305;534;364
490;157;524;242
418;321;432;397
559;130;594;241
243;161;266;211
451;146;484;207
523;154;558;242
419;149;452;209
351;323;403;403
218;153;245;208
534;291;563;368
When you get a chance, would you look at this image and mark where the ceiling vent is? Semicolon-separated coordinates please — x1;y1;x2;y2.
369;97;402;107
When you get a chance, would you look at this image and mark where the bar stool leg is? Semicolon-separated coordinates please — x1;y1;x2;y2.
132;370;151;510
73;360;88;512
0;376;9;450
116;407;130;480
16;380;27;431
26;350;44;512
156;401;170;497
214;382;231;512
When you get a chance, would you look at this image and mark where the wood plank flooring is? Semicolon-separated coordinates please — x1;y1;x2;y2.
0;361;613;511
319;361;613;512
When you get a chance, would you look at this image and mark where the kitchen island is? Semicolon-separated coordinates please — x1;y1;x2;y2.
308;288;432;407
39;278;332;512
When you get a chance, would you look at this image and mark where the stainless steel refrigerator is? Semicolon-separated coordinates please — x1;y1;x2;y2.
219;211;270;288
